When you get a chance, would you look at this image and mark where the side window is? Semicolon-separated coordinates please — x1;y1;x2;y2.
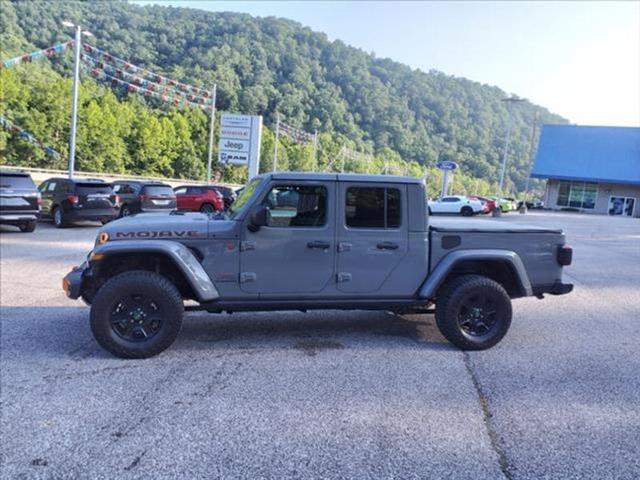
38;181;49;192
262;185;327;227
187;187;202;195
442;197;457;203
346;187;401;229
113;184;122;193
47;182;57;192
174;187;187;195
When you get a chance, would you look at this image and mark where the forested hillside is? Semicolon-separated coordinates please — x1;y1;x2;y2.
0;0;566;192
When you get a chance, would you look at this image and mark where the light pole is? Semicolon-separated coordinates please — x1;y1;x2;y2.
498;95;525;194
206;84;217;184
62;21;93;179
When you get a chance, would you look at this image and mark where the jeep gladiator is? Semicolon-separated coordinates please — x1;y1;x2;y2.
63;173;573;358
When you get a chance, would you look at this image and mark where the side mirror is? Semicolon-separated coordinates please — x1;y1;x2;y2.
248;205;268;232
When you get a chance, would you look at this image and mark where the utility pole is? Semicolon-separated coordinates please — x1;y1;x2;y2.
63;22;92;178
498;96;525;194
312;129;318;172
523;111;539;201
272;112;280;172
206;84;217;184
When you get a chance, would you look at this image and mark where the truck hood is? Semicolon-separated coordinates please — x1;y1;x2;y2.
100;212;239;241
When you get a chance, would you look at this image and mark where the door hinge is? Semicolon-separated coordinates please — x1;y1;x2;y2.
336;272;351;283
337;242;352;253
240;272;257;283
240;241;256;251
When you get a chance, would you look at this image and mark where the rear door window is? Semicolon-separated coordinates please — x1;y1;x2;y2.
345;187;401;229
75;183;113;195
142;185;174;196
0;174;36;189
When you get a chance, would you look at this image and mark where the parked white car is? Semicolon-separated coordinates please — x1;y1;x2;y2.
428;195;484;216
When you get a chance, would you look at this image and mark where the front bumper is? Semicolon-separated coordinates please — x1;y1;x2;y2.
63;262;88;299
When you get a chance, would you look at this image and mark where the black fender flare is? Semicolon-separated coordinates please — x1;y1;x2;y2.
418;249;533;299
91;240;219;302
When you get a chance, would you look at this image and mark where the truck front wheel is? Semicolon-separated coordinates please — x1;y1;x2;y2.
435;275;512;350
90;270;183;359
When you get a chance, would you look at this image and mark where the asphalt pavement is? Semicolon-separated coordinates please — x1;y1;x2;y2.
1;212;638;479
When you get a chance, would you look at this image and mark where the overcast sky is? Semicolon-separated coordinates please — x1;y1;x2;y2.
136;1;640;127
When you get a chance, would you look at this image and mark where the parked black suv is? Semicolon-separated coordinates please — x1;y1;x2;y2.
0;170;40;232
112;181;176;217
39;177;119;228
212;184;237;210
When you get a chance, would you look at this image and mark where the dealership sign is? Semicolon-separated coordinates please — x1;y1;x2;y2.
218;113;263;178
436;160;458;171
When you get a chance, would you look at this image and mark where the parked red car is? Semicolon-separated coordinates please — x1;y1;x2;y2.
173;185;224;213
471;196;497;214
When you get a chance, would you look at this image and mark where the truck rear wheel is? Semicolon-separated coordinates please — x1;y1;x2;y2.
461;206;474;216
435;275;512;350
90;270;183;359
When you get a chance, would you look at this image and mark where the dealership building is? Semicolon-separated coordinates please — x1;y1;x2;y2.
531;125;640;218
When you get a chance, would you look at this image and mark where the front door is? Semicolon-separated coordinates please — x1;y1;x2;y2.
336;183;408;293
240;181;335;295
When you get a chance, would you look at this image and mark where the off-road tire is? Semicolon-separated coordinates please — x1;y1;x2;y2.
435;274;512;350
200;203;216;213
461;206;474;216
19;220;36;232
90;270;184;359
53;207;67;228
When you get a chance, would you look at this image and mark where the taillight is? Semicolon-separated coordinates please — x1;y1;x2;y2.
67;194;79;205
114;194;120;205
139;194;149;202
37;193;42;205
557;245;573;266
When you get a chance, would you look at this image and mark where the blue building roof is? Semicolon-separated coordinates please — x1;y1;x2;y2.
531;125;640;185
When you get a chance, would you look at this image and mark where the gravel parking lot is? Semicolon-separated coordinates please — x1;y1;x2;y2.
1;212;639;479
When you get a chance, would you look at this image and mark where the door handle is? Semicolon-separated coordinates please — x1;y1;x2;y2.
307;241;330;250
376;242;399;250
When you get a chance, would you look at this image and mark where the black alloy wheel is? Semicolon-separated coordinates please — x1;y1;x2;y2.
109;293;164;342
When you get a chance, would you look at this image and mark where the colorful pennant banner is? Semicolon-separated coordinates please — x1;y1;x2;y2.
82;63;211;111
82;43;211;98
1;40;74;69
0;115;59;156
81;54;213;107
279;120;314;144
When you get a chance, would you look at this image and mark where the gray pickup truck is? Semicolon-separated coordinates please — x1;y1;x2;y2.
64;173;573;358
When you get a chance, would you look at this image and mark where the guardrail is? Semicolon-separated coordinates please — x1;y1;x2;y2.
0;165;241;188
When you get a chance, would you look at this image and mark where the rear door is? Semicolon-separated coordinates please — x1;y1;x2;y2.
0;174;39;214
39;180;57;215
240;181;335;295
336;183;408;293
141;185;176;211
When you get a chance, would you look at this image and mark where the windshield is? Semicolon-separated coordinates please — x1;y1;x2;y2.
227;177;262;219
